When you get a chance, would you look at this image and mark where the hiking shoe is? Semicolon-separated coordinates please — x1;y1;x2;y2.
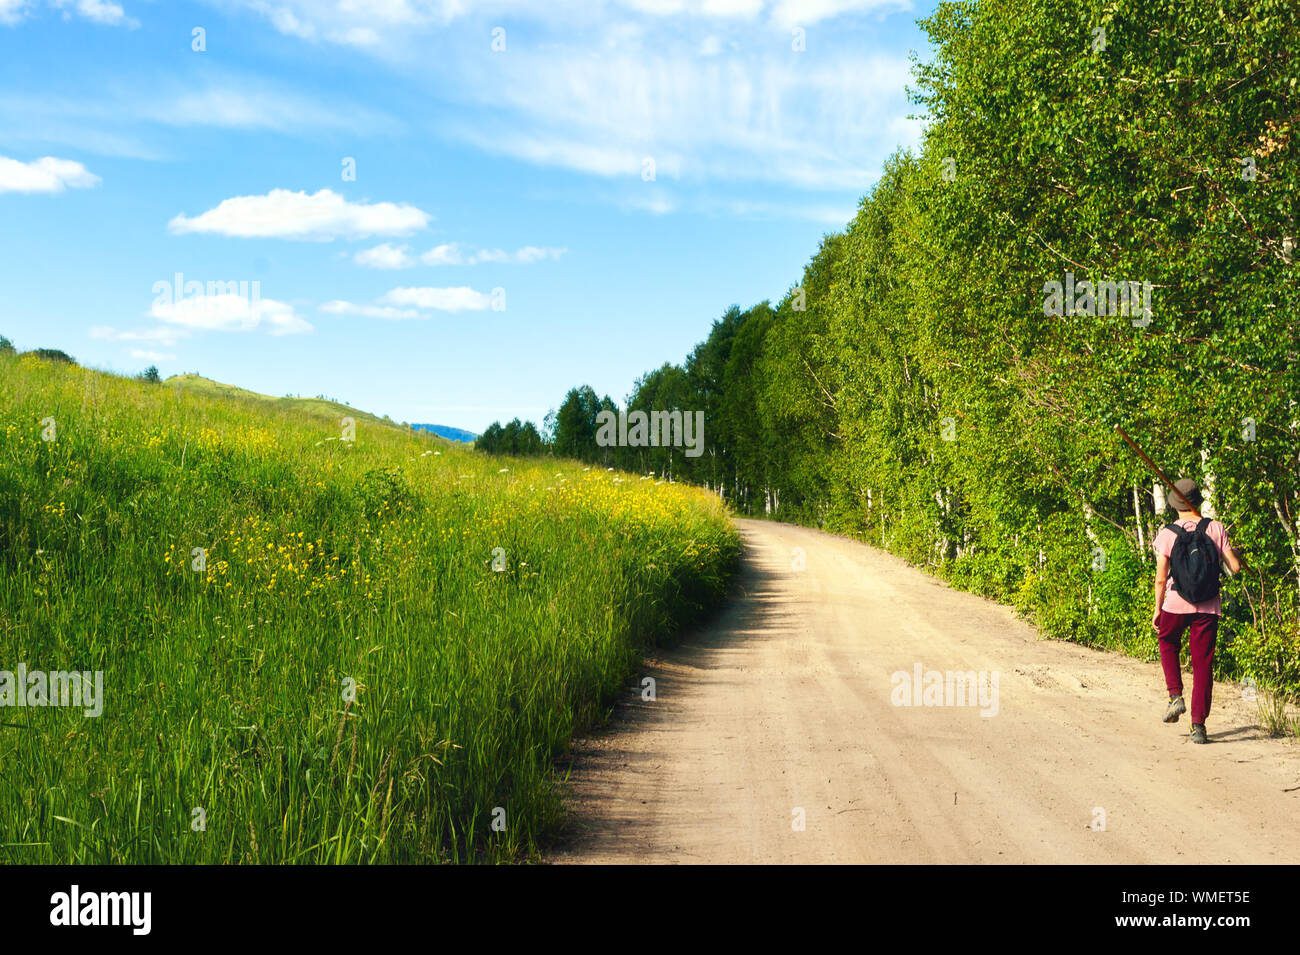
1163;696;1186;723
1190;723;1208;744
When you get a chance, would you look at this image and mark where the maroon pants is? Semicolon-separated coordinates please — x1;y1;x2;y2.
1156;610;1218;724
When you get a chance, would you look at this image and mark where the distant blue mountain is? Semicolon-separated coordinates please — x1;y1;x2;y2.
411;423;478;443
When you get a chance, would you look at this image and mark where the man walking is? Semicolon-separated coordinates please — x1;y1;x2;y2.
1151;478;1242;743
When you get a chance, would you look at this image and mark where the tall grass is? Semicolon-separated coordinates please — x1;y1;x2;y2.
0;353;740;862
1255;686;1300;740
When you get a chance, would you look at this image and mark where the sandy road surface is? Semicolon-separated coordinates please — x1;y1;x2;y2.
549;518;1300;864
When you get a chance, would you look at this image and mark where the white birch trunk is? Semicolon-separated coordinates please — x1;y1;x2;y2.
1199;447;1217;519
1083;502;1100;611
1132;483;1146;559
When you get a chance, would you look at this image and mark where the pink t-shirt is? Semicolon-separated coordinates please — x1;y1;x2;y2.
1152;518;1231;615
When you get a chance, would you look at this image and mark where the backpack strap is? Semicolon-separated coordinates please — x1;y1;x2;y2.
1165;522;1190;543
1193;517;1221;562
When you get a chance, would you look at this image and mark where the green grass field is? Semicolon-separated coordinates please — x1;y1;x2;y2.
0;353;740;863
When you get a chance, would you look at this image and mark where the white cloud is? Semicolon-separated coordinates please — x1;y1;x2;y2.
91;325;188;346
0;155;100;193
168;189;431;240
320;287;498;319
94;297;311;347
709;197;856;224
454;52;909;190
150;293;312;335
129;348;176;361
338;25;380;45
451;128;656;179
263;308;315;335
221;0;900;37
252;1;314;37
142;84;395;134
231;0;426;47
380;286;494;311
511;246;559;263
194;2;922;207
705;0;765;15
50;0;134;25
354;243;415;269
319;299;422;320
475;245;566;264
0;81;398;162
353;242;566;268
4;0;137;25
618;190;678;215
420;243;465;266
0;1;30;25
769;0;907;29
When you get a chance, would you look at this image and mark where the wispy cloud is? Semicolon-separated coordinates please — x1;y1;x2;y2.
770;0;908;28
704;196;857;225
91;325;188;347
169;189;431;240
0;79;399;160
0;154;100;193
381;286;495;311
320;287;498;318
138;83;397;134
353;241;566;268
218;1;908;39
150;293;313;335
354;243;416;269
421;243;463;266
49;0;135;26
319;300;422;320
0;0;28;25
455;53;912;191
617;190;678;215
92;292;314;347
128;348;176;361
207;1;920;195
474;246;566;264
3;0;137;26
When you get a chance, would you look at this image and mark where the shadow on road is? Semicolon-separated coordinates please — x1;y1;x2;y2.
545;526;798;858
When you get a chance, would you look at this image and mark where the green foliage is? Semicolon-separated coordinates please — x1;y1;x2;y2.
30;348;76;365
357;466;417;519
551;385;615;465
474;418;546;457
610;0;1300;696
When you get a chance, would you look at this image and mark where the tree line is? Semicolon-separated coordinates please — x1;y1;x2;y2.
476;0;1298;694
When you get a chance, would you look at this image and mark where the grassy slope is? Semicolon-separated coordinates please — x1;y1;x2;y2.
166;373;430;435
0;354;740;863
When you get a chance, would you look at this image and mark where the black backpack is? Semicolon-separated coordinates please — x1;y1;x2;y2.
1166;518;1221;604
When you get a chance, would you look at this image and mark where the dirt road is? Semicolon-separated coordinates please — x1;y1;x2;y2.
549;518;1300;864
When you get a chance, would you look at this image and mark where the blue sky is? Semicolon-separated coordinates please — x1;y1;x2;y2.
0;0;933;432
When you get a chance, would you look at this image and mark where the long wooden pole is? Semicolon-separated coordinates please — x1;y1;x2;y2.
1114;425;1201;519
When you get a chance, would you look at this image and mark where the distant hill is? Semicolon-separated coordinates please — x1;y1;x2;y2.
411;423;478;443
166;374;452;444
